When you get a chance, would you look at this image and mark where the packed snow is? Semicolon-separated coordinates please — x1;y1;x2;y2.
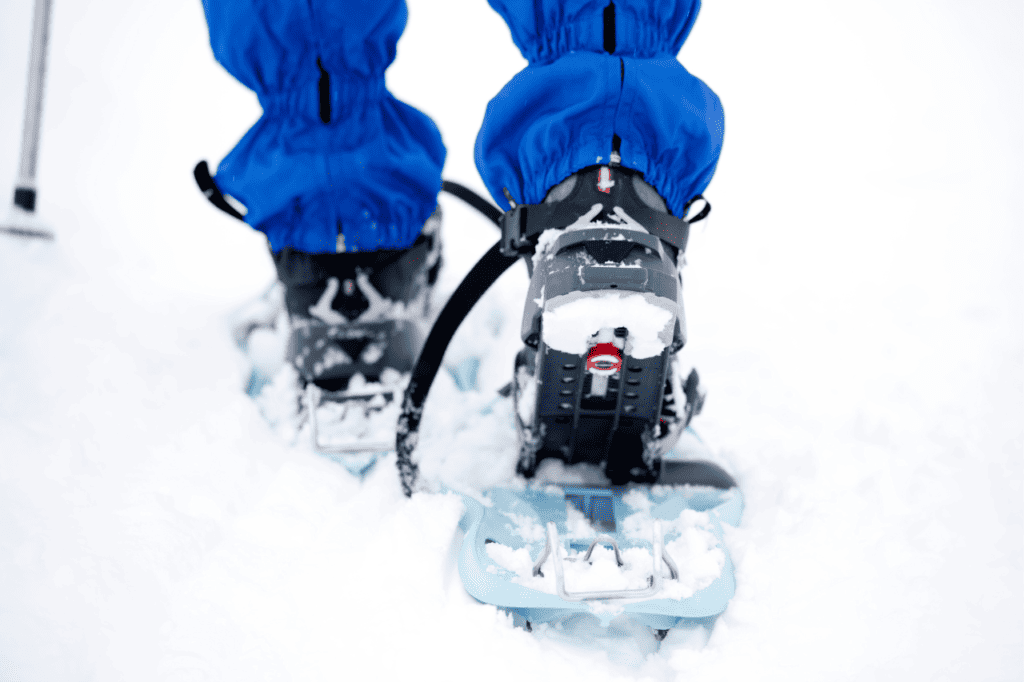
542;291;675;358
1;0;1021;680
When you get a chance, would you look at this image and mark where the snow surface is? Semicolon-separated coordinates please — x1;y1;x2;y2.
1;0;1022;680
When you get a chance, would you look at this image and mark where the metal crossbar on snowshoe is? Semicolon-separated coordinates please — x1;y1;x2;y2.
306;382;398;454
530;521;679;601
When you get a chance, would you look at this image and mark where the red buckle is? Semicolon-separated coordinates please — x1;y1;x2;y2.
586;343;622;375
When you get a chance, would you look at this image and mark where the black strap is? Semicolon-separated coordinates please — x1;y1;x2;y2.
396;240;518;496
194;163;503;232
396;183;508;496
528;201;696;251
441;180;503;226
193;160;246;222
501;196;704;256
683;194;710;224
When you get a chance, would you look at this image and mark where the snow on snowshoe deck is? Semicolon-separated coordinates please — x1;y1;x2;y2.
455;469;742;631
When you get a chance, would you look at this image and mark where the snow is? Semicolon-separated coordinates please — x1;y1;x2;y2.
542;291;675;358
1;0;1022;680
485;503;725;600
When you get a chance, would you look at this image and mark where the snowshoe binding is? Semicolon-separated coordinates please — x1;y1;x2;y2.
507;165;709;485
279;207;441;462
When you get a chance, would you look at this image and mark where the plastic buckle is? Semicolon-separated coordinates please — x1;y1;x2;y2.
499;206;529;257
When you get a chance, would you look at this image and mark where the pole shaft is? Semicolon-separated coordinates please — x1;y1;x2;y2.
16;0;54;190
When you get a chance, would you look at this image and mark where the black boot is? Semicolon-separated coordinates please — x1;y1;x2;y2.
272;207;442;455
275;207;441;390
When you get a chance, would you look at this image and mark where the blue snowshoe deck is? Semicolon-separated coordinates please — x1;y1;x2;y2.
456;446;742;632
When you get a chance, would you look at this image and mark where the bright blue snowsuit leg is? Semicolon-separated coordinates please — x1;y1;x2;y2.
202;0;445;254
477;0;724;217
202;0;722;253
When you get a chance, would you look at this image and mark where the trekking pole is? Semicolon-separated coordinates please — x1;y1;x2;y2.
2;0;55;240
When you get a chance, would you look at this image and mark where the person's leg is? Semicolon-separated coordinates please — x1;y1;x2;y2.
477;0;722;216
202;0;444;255
201;0;445;389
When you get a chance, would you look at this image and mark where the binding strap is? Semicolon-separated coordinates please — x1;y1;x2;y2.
193;160;246;222
682;194;710;224
441;180;503;225
397;183;510;496
499;193;709;257
194;163;503;233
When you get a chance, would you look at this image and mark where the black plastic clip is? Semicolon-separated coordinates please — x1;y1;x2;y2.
499;206;531;257
683;194;711;224
193;160;247;222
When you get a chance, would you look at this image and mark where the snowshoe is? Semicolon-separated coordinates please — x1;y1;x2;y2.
390;166;739;646
455;440;741;643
